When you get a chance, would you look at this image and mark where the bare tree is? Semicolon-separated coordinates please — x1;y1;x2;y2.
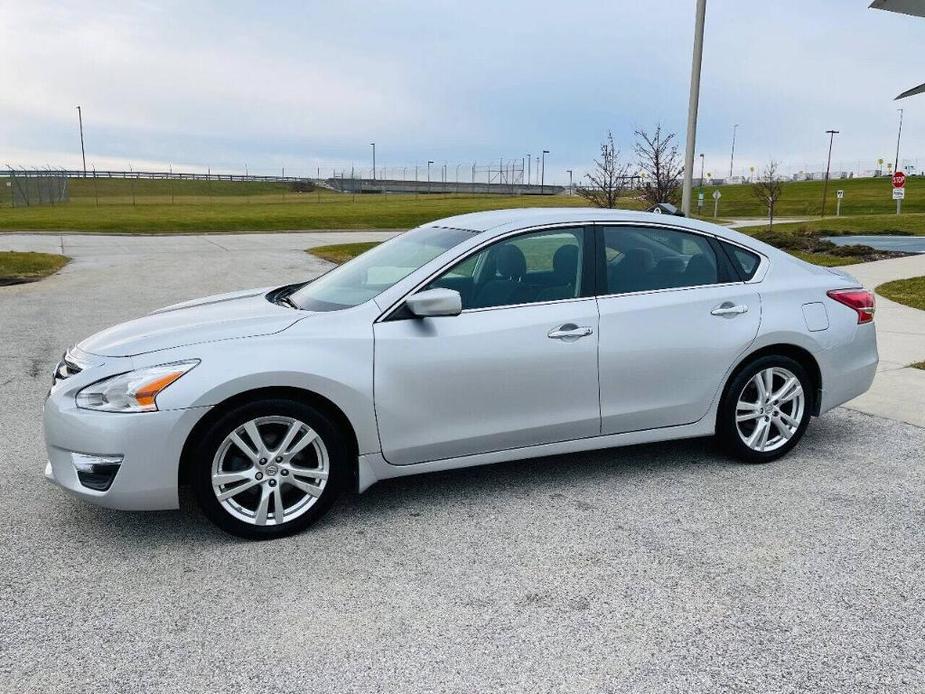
576;131;632;208
634;124;683;206
752;161;784;229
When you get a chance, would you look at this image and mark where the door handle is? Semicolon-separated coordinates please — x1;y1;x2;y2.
711;303;749;316
547;324;594;340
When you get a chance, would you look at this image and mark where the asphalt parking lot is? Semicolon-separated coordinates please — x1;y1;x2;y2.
1;233;924;693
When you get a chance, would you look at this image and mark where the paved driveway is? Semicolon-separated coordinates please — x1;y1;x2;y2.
1;233;923;693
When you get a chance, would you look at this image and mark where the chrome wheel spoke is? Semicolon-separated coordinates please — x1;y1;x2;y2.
286;476;324;497
242;420;268;458
778;384;803;405
254;485;271;525
229;432;259;464
274;420;303;457
285;428;319;459
772;416;793;441
217;478;260;501
287;465;329;481
213;470;253;486
273;485;286;523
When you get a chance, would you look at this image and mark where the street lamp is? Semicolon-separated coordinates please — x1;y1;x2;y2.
729;123;739;178
427;160;433;193
76;106;87;177
370;143;376;182
681;0;707;215
526;154;532;185
821;129;839;217
566;169;573;196
894;108;904;173
540;150;549;194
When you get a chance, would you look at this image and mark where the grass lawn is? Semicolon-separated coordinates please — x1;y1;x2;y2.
309;242;381;264
759;213;925;237
2;176;925;233
0;251;69;284
690;175;925;218
876;276;925;311
0;178;603;233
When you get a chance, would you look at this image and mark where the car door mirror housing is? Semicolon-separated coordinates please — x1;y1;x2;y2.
405;288;462;317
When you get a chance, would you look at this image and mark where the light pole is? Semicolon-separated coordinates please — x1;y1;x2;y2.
456;163;462;193
540;150;549;194
427;160;433;193
894;108;904;173
370;143;376;181
821;129;839;218
76;106;87;177
681;0;707;215
566;169;573;196
527;154;532;185
729;123;738;178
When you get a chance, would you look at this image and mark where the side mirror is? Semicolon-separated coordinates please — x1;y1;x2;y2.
405;288;462;317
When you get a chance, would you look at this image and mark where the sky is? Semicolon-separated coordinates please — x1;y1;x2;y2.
2;0;925;184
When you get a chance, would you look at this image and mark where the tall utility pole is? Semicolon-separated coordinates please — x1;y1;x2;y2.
540;150;549;194
370;143;376;181
821;129;839;218
681;0;707;216
76;106;87;177
566;169;573;196
729;123;738;178
427;160;433;193
894;108;904;173
527;154;532;185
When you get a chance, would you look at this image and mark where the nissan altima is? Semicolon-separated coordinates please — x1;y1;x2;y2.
44;209;878;538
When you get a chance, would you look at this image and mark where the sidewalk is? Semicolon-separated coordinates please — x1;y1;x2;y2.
841;254;925;428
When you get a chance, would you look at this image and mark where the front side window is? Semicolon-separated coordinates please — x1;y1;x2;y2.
427;227;586;310
602;226;719;294
291;226;475;311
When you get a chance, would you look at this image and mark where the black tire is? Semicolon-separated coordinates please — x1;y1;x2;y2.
716;354;813;463
190;398;349;539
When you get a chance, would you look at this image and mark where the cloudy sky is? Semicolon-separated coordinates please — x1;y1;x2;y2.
2;0;924;183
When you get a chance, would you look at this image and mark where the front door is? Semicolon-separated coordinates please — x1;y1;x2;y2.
374;226;601;465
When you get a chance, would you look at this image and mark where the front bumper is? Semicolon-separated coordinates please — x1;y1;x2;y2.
43;389;209;511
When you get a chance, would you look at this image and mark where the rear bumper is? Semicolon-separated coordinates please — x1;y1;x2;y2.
818;323;878;415
43;391;209;511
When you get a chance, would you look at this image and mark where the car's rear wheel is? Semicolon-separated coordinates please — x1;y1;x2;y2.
716;355;812;463
190;398;348;539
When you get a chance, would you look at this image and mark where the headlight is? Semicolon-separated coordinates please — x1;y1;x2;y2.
76;360;199;413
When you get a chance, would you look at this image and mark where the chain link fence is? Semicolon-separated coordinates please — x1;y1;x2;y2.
5;170;70;207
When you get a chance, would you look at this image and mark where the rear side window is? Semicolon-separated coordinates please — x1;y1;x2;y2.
601;226;720;294
723;243;761;280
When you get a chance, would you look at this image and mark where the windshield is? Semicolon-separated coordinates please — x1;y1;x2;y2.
290;226;476;311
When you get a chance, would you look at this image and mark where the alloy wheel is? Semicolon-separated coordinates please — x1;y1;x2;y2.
211;416;329;526
735;367;805;453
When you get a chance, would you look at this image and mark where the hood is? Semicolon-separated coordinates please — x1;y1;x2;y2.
78;287;305;357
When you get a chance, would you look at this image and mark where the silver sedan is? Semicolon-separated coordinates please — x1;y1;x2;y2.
43;209;878;538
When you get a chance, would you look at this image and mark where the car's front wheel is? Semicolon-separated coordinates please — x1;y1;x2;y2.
190;398;348;539
716;355;813;463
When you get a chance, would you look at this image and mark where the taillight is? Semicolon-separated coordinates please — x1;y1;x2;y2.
827;288;875;324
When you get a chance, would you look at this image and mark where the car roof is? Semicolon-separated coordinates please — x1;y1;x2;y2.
429;207;749;243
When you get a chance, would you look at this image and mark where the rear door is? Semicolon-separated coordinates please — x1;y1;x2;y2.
595;224;761;434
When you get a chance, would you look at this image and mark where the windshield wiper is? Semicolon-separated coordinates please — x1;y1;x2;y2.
277;294;298;309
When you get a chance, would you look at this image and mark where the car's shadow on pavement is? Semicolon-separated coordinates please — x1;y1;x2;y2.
53;413;861;548
56;434;746;547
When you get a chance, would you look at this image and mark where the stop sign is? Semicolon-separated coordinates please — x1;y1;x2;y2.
892;171;906;188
